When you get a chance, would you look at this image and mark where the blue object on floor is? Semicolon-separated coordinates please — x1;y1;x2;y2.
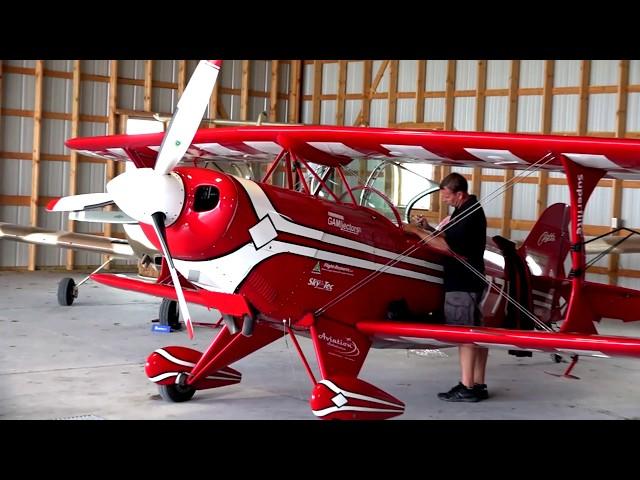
152;324;172;333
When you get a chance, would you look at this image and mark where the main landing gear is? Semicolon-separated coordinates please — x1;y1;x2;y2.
159;373;194;402
158;298;182;331
57;257;113;306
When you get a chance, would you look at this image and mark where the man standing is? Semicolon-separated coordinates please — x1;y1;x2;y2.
404;172;488;402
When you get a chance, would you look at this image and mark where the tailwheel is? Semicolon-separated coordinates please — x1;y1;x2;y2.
159;298;182;331
57;277;77;306
159;373;195;402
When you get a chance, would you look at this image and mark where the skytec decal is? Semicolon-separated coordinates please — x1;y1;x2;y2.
308;277;334;291
327;212;362;236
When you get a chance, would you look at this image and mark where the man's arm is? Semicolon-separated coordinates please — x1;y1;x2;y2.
403;223;449;253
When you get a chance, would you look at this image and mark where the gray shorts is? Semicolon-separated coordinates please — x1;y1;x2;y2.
444;291;483;326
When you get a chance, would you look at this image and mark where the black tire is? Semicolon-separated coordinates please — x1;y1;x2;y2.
57;277;77;306
159;298;181;331
551;354;564;363
159;383;195;402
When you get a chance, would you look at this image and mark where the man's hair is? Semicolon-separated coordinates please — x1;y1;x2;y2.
440;172;468;193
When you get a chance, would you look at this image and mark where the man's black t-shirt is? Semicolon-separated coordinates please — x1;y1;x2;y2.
442;194;486;293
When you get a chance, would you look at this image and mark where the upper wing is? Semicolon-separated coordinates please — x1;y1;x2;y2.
66;126;640;177
356;320;640;359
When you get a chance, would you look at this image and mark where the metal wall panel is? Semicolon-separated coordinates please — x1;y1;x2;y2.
5;60;35;68
249;97;268;122
152;88;176;114
346;61;363;94
0;206;30;266
250;61;269;92
2;116;34;153
303;63;314;95
484;96;508;132
519;60;544;88
517;95;542;132
486;60;510;89
36;208;66;266
82;60;109;76
590;60;618;85
320;100;337;125
44;77;72;114
512;183;537;220
588;93;616;132
552;94;578;132
153;60;177;83
277;99;288;123
621;187;640;234
424;97;444;122
455;60;476;90
116;85;144;112
630;60;640;84
302;100;313;124
220;94;237;120
482;181;504;217
425;60;447;91
554;60;580;87
398;60;417;92
453;97;475;131
396;98;416;124
79;121;108;138
322;63;338;95
344;100;362;126
77;162;106;196
278;62;291;94
2;72;35;110
81;80;109;116
44;59;74;72
369;99;388;127
627;92;640;131
373;60;389;92
118;60;145;80
42;119;71;155
39;160;69;197
547;184;570;207
509;230;528;242
0;159;31;195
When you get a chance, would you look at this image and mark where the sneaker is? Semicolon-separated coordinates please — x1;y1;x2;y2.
473;383;489;400
437;382;480;402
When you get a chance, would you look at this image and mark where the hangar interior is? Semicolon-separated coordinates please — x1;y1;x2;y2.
1;59;640;420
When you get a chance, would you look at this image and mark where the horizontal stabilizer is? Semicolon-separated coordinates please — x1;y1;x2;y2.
47;193;113;212
69;210;136;224
0;222;134;258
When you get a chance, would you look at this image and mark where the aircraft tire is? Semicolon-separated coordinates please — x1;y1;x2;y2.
159;298;181;331
57;277;77;306
159;383;196;402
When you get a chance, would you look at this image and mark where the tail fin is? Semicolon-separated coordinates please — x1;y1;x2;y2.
519;203;572;326
518;203;571;278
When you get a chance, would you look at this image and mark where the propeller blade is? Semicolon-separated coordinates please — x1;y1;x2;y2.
69;210;137;224
150;211;194;339
154;60;223;175
47;193;114;212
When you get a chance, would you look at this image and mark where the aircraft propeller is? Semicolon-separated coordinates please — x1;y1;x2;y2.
49;60;223;339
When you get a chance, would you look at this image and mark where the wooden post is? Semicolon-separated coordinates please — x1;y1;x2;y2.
473;60;487;197
288;60;302;123
269;60;279;122
177;60;187;96
415;60;426;123
336;60;347;126
144;60;153;112
501;60;520;238
438;60;456;220
609;60;630;283
537;60;554;218
66;60;81;270
240;60;250;121
353;60;388;127
28;60;44;270
387;60;399;127
312;60;322;125
578;60;591;136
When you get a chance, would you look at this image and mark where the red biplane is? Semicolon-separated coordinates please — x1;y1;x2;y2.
7;60;640;419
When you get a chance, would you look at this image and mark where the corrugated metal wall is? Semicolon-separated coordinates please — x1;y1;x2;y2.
0;59;296;269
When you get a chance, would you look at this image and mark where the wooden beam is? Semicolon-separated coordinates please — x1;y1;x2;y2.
387;60;399;127
353;60;388;126
288;60;302;123
501;60;520;238
415;60;426;123
269;60;279;122
578;60;591;136
28;60;44;271
438;61;457;219
240;60;250;121
336;60;347;125
144;60;153;112
177;60;187;96
66;60;81;271
473;60;487;197
537;60;555;218
609;60;630;282
103;60;119;268
312;60;322;125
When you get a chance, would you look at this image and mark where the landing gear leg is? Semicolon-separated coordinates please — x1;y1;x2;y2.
57;257;113;306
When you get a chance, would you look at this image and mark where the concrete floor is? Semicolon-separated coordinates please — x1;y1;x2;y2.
1;270;640;420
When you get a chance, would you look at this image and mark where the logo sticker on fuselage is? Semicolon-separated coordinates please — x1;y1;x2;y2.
317;331;360;359
328;211;362;236
308;277;334;291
